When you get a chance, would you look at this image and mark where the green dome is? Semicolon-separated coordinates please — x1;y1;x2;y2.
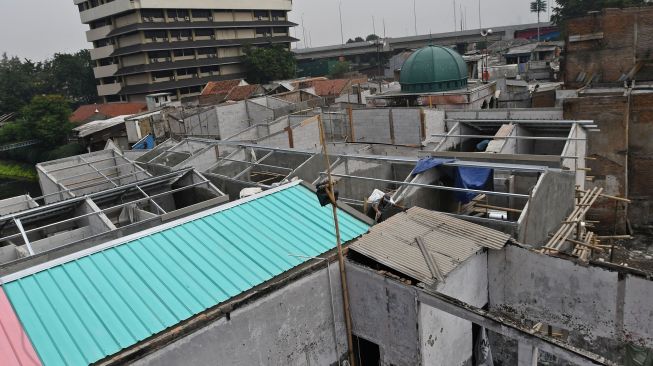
400;45;468;93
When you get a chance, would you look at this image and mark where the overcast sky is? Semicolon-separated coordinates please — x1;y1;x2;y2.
1;0;551;60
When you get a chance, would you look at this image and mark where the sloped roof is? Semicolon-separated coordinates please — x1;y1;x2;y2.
72;115;130;138
225;84;262;101
200;79;246;96
0;182;370;366
349;207;510;286
70;103;147;124
0;288;41;366
311;79;352;96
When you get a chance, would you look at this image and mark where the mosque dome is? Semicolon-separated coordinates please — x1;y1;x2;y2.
399;45;468;93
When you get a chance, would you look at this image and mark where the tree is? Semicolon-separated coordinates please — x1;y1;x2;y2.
366;34;380;42
551;0;650;24
242;45;296;84
354;36;365;42
329;61;351;78
346;38;356;44
18;95;72;146
530;0;548;41
43;50;98;106
0;54;40;115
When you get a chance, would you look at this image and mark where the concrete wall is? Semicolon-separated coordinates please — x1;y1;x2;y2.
347;262;421;366
517;171;575;245
446;108;564;121
421;251;489;366
351;108;424;145
216;103;249;138
488;245;653;363
133;264;348;366
245;100;275;124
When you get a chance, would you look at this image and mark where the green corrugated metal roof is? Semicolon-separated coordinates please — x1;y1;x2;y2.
2;183;370;366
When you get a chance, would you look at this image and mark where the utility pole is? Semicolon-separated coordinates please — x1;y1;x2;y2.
301;13;307;48
478;0;482;30
453;0;457;32
339;1;345;48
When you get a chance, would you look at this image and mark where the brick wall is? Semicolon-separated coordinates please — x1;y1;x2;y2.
564;7;653;88
564;91;653;232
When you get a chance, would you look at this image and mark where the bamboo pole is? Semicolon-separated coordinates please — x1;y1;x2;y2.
317;115;356;366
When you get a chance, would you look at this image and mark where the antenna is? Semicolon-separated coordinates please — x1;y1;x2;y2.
413;0;418;35
301;13;307;48
453;0;457;32
339;1;344;48
383;18;386;39
478;0;482;30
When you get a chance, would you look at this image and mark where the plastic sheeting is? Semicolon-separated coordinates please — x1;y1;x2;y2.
411;158;455;175
454;167;494;203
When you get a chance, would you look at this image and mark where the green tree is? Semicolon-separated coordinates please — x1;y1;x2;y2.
530;0;548;41
242;45;296;84
551;0;650;24
354;36;365;42
43;50;98;106
0;54;41;115
18;95;73;146
329;61;351;78
346;38;356;44
366;34;380;41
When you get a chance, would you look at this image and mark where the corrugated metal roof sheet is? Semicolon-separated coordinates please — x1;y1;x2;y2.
1;183;370;366
350;207;510;286
0;288;41;366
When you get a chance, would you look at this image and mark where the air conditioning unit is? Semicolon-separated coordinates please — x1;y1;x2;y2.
184;16;190;21
163;37;169;41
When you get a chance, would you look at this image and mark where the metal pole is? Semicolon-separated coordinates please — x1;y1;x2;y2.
318;115;357;366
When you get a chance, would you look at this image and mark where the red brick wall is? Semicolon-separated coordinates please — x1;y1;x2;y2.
564;7;653;88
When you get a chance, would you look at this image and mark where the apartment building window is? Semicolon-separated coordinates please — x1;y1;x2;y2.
95;38;112;47
145;30;168;41
176;68;197;77
142;9;164;22
199;65;220;74
173;49;195;57
90;19;112;29
197;47;218;57
254;10;269;20
192;9;211;19
98;58;114;66
90;0;99;8
170;29;191;40
256;28;272;37
271;11;286;21
152;70;174;80
102;77;118;84
148;51;170;62
273;27;287;35
195;29;214;38
168;9;190;21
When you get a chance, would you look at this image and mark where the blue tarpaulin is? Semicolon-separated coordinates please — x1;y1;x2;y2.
133;134;155;150
454;167;494;203
411;158;455;175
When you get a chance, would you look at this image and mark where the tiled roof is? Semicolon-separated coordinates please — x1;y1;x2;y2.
225;84;261;101
200;79;245;96
70;103;147;124
1;182;370;366
311;79;351;96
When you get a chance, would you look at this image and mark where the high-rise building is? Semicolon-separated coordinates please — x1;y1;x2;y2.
74;0;296;102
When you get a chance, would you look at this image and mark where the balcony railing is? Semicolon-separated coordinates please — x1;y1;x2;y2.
86;24;113;42
93;64;119;78
97;82;122;96
89;44;115;60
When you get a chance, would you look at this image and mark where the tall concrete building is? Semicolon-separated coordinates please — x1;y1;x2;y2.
74;0;296;102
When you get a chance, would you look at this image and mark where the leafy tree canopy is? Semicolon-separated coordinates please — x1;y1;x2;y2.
366;34;380;41
354;36;365;42
551;0;650;24
17;95;73;146
242;45;296;84
329;61;351;78
0;51;97;115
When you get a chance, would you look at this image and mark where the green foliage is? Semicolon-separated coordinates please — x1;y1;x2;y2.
242;45;296;84
0;50;97;115
0;160;37;180
365;34;380;41
530;0;548;13
551;0;650;24
17;95;73;146
329;61;351;78
354;36;365;42
346;38;355;44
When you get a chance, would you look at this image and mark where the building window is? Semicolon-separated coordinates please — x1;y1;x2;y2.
148;50;170;62
254;10;269;20
192;9;211;19
200;65;220;74
145;30;168;41
256;28;271;37
271;11;285;21
176;68;196;77
197;47;218;57
168;9;190;21
273;27;287;35
173;49;195;57
170;29;191;40
195;29;214;38
152;70;174;80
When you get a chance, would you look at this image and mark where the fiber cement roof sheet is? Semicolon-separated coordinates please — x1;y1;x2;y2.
350;207;509;286
2;183;370;366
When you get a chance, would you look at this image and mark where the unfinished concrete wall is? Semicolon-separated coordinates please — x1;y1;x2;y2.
391;109;423;145
351;108;424;146
628;92;653;230
423;109;446;144
421;251;489;366
184;108;220;137
517;171;575;245
176;146;219;172
445;108;564;121
347;261;421;366
215;103;249;138
245;100;275;124
0;195;38;216
133;264;347;366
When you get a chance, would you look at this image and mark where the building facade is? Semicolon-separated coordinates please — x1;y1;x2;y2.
74;0;296;102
